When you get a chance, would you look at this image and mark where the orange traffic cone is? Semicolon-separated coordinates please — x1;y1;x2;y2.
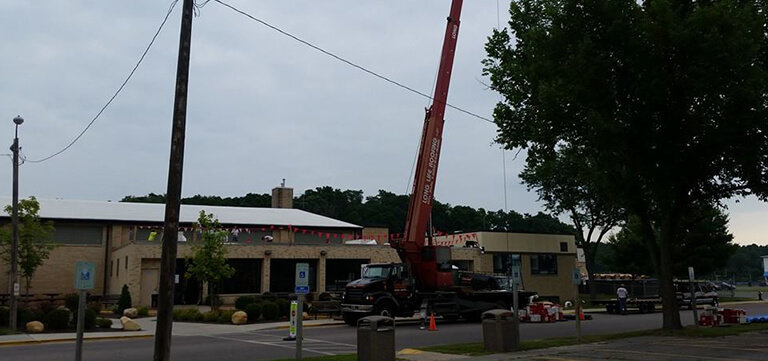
428;312;437;331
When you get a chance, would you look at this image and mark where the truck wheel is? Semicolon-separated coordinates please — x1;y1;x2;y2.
373;301;395;318
342;312;361;326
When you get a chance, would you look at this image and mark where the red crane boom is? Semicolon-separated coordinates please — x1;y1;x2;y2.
399;0;463;290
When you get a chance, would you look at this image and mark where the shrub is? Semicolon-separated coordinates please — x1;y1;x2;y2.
276;299;290;318
117;285;132;315
18;308;43;325
110;305;120;315
45;309;72;330
202;310;220;323
217;310;235;323
137;306;149;317
318;292;333;301
0;306;9;327
0;307;39;327
39;301;56;315
96;317;114;329
65;293;80;312
235;296;257;311
261;302;279;321
203;295;223;309
172;308;203;322
82;308;97;329
261;292;277;302
244;303;262;322
87;301;102;315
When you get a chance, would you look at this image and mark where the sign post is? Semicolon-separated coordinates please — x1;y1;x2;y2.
510;264;521;348
688;267;698;326
74;261;95;361
573;268;582;343
294;263;310;361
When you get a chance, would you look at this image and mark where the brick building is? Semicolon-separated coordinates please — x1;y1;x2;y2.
1;187;578;306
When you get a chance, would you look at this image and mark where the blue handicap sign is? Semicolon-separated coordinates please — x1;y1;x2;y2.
295;285;310;295
74;261;96;290
299;271;306;279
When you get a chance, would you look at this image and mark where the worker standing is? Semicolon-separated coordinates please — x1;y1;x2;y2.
616;284;628;315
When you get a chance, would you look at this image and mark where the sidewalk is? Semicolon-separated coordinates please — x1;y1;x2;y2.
0;316;343;346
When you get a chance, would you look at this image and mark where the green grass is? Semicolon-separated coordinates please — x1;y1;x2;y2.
417;323;768;356
0;328;18;335
273;355;357;361
719;297;757;302
736;286;768;293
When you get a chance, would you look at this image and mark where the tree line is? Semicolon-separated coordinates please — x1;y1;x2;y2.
121;187;576;236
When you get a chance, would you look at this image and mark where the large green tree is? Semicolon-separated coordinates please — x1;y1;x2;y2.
727;243;768;282
186;211;234;309
0;197;55;296
520;146;624;284
485;0;768;329
602;204;736;277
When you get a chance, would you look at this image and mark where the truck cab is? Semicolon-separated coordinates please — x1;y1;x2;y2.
341;263;418;325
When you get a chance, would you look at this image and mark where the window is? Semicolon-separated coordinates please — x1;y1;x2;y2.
110;261;113;277
493;253;521;274
560;242;568;252
51;225;103;245
116;259;120;277
530;254;558;275
125;256;128;269
436;247;452;271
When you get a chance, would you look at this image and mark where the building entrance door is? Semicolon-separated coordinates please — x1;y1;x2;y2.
140;269;159;307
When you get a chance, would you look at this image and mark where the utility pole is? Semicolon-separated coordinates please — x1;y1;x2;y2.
153;1;193;360
8;115;23;332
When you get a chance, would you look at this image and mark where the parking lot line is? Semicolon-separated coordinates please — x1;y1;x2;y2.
204;335;338;356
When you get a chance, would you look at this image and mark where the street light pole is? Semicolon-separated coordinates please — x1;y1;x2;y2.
8;115;23;331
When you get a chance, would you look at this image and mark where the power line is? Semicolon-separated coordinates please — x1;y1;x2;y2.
213;0;495;124
25;0;180;164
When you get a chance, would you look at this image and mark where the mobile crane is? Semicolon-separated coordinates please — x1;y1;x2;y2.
340;0;535;325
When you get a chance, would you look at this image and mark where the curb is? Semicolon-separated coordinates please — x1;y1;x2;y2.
0;333;153;347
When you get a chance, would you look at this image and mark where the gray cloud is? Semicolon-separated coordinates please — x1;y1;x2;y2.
1;1;764;244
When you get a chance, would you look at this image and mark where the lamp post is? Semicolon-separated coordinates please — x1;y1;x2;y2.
8;115;23;331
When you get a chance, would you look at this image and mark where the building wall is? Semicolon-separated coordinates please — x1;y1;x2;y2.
0;244;106;296
477;232;576;254
521;253;577;303
111;243;402;306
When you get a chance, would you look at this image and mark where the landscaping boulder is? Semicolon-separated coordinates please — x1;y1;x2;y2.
120;316;141;331
231;311;247;325
26;321;44;333
123;307;138;318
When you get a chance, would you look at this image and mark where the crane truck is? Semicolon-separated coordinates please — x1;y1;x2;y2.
340;0;535;325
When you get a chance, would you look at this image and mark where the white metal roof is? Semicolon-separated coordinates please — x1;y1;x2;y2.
0;197;361;229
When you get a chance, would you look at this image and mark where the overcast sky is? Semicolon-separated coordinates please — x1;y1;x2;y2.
1;0;765;245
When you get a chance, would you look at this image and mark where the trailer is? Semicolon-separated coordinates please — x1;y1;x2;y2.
589;278;719;313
